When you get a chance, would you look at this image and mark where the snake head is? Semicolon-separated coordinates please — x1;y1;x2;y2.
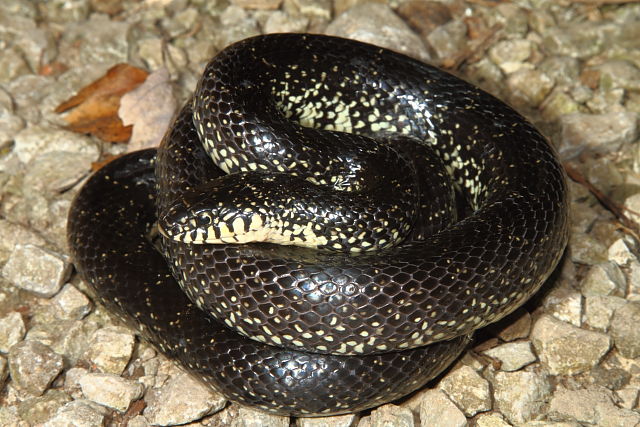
157;173;275;245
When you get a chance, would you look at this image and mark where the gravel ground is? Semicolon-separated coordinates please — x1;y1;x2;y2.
1;0;640;426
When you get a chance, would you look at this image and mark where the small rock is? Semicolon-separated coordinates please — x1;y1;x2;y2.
125;415;150;427
569;233;608;266
43;399;107;427
426;19;468;62
623;193;640;234
12;124;99;165
560;112;638;158
542;22;608;59
627;261;640;301
580;262;626;297
590;365;631;391
164;8;199;39
0;47;32;84
23;151;94;194
0;406;25;427
615;386;640;410
51;284;91;320
356;404;411;427
63;367;89;398
475;413;511;427
16;389;72;425
230;0;282;9
217;6;260;48
0;0;37;18
39;0;89;23
488;39;533;74
0;101;25;147
137;38;186;76
326;2;430;62
540;89;581;120
484;342;537;372
79;372;144;413
8;340;64;396
587;88;626;115
82;326;135;375
591;59;640;91
530;315;611;375
549;386;640;426
506;69;554;108
144;372;226;425
495;3;529;37
538;55;580;87
263;11;309;33
542;281;582;327
0;311;26;353
231;406;289;427
299;412;358;427
610;302;640;359
583;295;627;331
2;244;70;298
608;238;637;266
57;13;130;66
285;0;331;20
0;219;47;263
492;370;551;424
419;389;467;427
439;365;491;416
28;319;99;367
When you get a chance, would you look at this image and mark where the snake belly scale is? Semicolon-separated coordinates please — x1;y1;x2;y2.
67;33;568;416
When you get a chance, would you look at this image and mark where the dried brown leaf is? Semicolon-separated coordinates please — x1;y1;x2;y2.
56;63;149;143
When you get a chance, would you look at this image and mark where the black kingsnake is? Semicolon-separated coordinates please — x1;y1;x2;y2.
67;34;569;416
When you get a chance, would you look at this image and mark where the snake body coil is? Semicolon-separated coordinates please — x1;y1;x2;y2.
67;34;568;416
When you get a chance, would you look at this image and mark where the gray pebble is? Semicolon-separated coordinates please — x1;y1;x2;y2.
356;404;411;427
484;341;537;372
530;315;611;375
143;371;226;425
43;399;107;427
418;389;467;427
488;39;533;74
231;406;289;427
583;295;627;331
78;372;144;413
8;340;64;396
13;124;99;165
426;19;467;62
559;111;638;158
27;319;99;366
439;365;491;416
0;311;26;353
82;326;135;375
16;389;72;425
581;262;626;297
2;244;70;298
549;386;640;426
491;370;550;424
326;2;430;62
51;284;92;320
610;302;640;359
0;219;47;263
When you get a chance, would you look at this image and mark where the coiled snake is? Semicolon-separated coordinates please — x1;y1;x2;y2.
67;34;568;416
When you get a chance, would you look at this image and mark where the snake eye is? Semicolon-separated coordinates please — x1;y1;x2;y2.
198;213;212;226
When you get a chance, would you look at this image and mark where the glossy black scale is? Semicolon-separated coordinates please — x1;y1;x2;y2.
68;33;568;416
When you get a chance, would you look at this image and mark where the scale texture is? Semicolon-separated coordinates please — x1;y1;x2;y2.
67;33;568;415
